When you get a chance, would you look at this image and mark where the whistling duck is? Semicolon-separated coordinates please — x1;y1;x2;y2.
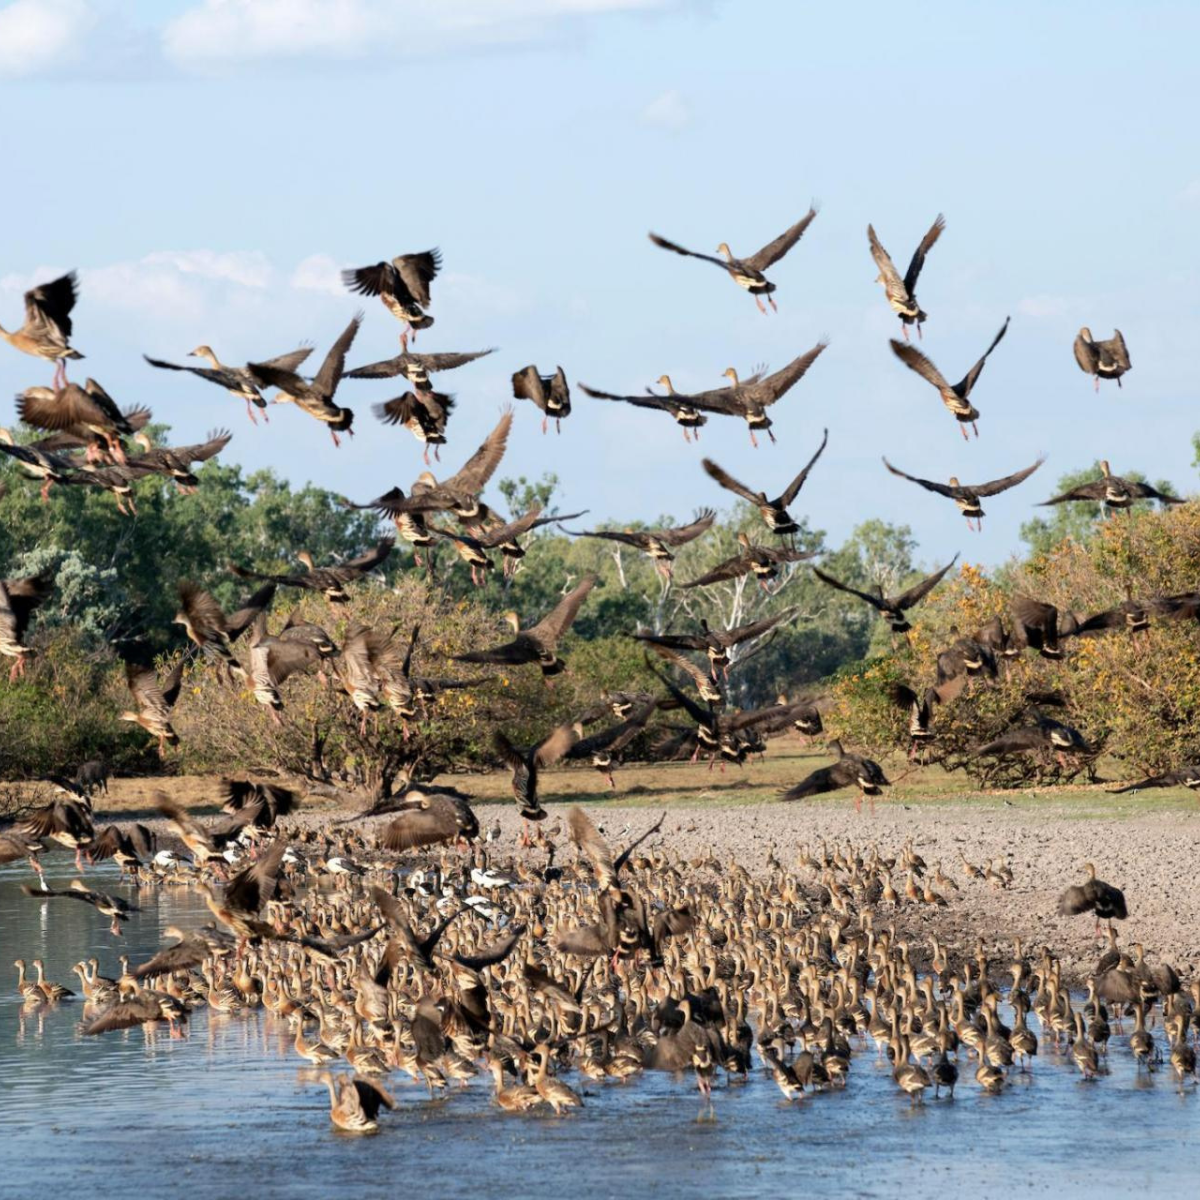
812;555;958;635
1074;327;1131;390
1039;460;1182;513
342;250;441;345
251;314;361;446
648;205;818;312
882;454;1044;529
867;215;945;337
143;344;313;423
0;272;82;384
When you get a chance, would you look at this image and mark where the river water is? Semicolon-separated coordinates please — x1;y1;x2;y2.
2;859;1198;1198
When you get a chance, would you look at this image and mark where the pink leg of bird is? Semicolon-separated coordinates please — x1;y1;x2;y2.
755;296;767;314
269;707;283;727
10;657;24;682
972;421;979;438
245;400;258;425
853;794;862;814
330;430;341;448
434;445;441;462
682;428;691;443
901;324;910;342
423;445;431;466
541;415;548;435
110;917;122;937
768;295;778;313
960;425;969;441
75;848;84;870
749;430;759;449
1094;376;1100;394
40;480;52;502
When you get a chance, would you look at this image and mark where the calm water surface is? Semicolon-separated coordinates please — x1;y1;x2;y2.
2;860;1198;1199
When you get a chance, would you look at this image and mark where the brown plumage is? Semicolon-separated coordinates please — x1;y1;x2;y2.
250;313;361;446
173;580;275;678
1059;863;1128;931
453;574;596;679
812;556;958;634
1074;327;1131;390
681;532;814;589
701;429;827;536
1039;459;1181;512
512;365;571;433
889;317;1009;438
0;272;82;385
17;379;140;462
120;660;183;755
231;538;393;604
647;205;818;311
780;739;890;811
867;215;945;335
882;453;1043;528
0;567;54;680
341;250;440;341
379;791;480;852
565;509;715;578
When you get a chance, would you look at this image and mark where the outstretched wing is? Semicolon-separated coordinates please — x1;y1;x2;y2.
894;556;959;610
881;456;958;498
647;232;726;267
971;456;1045;498
903;213;945;295
956;316;1010;396
890;339;953;393
701;458;763;505
440;409;513;495
811;566;882;610
525;575;597;647
778;427;830;506
743;205;818;272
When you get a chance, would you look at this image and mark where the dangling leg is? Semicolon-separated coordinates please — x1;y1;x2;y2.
541;415;548;435
768;295;778;313
972;421;979;438
749;429;759;449
423;445;431;466
245;398;258;425
330;430;341;448
960;424;969;441
755;295;767;314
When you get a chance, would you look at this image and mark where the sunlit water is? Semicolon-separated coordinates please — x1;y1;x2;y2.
2;860;1199;1198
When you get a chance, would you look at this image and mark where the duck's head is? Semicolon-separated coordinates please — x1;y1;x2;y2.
722;367;740;387
716;243;733;260
1098;459;1111;476
656;374;674;393
501;610;520;633
189;345;217;363
133;431;153;453
297;551;316;570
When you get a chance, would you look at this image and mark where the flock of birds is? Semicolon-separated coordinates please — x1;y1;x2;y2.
4;780;1199;1133
1;208;1199;1133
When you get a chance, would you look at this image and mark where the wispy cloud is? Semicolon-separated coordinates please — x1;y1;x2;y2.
161;0;686;71
0;0;96;76
639;89;691;131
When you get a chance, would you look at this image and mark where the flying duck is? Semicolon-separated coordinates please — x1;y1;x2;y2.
681;532;815;589
648;205;818;313
341;249;441;345
453;574;596;680
231;538;394;603
0;272;82;385
1074;328;1131;390
565;509;716;578
812;555;959;634
882;454;1044;529
1039;460;1182;513
250;313;362;446
867;214;945;337
512;365;571;434
143;344;313;424
701;428;828;536
889;316;1010;439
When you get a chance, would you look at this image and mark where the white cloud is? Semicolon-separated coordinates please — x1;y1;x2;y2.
290;253;345;297
162;0;683;69
639;89;690;131
0;0;95;76
79;250;273;322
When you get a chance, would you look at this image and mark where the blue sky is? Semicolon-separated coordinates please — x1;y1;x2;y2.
2;0;1198;567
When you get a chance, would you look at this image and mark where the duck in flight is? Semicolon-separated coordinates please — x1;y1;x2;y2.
648;205;818;313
